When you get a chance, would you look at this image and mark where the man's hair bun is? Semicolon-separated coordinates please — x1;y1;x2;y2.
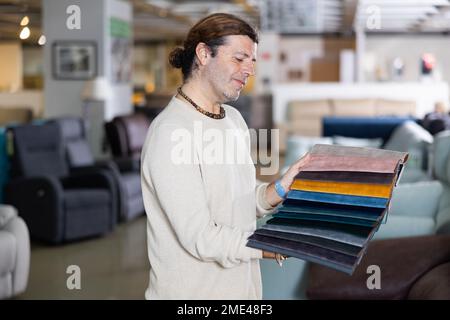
169;47;185;68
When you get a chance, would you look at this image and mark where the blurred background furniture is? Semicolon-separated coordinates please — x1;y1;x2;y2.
53;117;144;222
282;120;433;183
104;113;151;163
0;107;33;126
0;205;30;299
375;130;450;239
306;234;450;300
4;122;116;243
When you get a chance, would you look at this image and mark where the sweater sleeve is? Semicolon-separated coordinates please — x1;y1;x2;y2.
145;123;262;268
255;182;277;218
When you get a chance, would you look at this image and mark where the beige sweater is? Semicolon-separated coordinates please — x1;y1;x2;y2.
141;96;275;299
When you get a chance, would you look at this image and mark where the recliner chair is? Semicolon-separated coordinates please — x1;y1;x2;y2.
53;117;144;222
104;113;150;164
4;122;116;243
0;205;30;299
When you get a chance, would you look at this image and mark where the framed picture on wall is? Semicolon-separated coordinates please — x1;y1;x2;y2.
52;41;97;80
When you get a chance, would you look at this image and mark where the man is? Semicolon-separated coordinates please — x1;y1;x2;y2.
141;13;309;299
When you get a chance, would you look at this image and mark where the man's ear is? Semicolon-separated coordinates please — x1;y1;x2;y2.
195;42;210;66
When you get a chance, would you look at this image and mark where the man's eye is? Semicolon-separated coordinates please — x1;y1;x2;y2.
235;57;244;62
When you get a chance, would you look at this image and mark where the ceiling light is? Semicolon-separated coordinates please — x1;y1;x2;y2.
38;35;46;45
19;27;30;40
20;16;29;26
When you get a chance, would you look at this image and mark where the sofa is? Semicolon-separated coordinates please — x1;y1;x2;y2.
0;205;30;299
374;130;450;239
306;234;450;300
277;99;417;152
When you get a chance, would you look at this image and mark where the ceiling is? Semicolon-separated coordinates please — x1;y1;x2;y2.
1;0;450;44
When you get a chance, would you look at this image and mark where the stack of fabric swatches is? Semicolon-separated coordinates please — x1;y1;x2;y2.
247;144;409;275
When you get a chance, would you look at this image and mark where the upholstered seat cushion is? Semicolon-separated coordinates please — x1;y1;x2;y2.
407;262;450;300
64;189;110;209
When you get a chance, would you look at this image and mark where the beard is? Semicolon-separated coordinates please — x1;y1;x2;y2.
223;89;241;102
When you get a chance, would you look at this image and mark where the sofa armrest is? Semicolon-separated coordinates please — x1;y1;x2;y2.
306;234;450;300
0;205;17;227
4;176;64;243
407;262;450;300
389;181;443;218
1;211;30;296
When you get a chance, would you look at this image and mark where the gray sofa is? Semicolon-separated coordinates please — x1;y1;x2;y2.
0;205;30;299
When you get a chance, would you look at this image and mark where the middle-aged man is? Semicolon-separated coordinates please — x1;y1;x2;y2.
141;13;310;299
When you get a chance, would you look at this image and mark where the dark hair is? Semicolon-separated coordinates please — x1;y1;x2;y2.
169;13;259;81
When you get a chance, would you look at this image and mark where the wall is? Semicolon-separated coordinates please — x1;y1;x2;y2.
0;42;23;92
43;0;105;118
365;34;450;83
43;0;132;157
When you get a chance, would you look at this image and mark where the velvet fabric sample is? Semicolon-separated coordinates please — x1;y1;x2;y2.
273;211;377;227
247;234;358;274
254;228;362;257
281;201;383;220
310;144;408;162
296;171;395;185
247;144;408;275
291;179;393;198
287;190;389;208
264;217;375;247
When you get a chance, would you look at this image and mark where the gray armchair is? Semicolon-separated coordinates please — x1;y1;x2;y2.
0;205;30;299
375;129;450;239
53;117;144;222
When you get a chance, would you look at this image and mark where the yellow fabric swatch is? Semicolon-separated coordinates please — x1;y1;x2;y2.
291;179;393;198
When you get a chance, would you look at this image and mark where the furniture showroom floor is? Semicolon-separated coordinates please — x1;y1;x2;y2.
17;216;148;300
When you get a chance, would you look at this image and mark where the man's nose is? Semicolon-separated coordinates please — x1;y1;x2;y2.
242;61;255;77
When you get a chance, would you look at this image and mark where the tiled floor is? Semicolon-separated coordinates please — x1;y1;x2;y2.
17;216;149;300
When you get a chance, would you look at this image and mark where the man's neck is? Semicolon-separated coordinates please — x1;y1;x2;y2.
178;80;222;114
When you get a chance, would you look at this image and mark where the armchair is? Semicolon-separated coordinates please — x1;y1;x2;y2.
53;117;144;222
4;122;116;243
0;205;30;299
104;113;150;163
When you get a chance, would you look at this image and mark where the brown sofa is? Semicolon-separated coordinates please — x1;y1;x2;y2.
306;234;450;300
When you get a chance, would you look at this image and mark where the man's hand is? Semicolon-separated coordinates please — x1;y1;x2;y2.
278;153;311;192
265;153;311;207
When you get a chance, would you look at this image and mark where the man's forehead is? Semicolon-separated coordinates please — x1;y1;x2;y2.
221;35;257;55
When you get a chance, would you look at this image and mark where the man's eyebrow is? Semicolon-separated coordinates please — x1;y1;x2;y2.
235;51;257;62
